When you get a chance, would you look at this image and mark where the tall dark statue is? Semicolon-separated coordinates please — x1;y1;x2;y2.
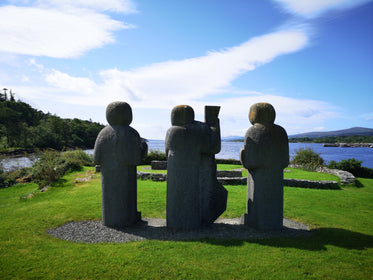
94;102;148;227
240;103;289;230
165;105;227;229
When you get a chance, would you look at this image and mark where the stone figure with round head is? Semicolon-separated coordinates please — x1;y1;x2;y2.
239;102;289;230
94;101;148;227
166;105;227;229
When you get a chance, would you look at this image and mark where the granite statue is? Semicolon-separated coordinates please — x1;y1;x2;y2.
240;103;289;230
165;105;227;229
94;101;148;227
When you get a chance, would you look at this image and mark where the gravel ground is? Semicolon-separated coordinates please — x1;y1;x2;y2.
47;218;311;243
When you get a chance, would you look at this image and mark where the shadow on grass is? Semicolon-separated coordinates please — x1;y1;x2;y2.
354;179;364;188
48;219;372;251
207;227;373;251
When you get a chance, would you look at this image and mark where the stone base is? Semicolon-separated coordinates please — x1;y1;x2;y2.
103;211;141;228
241;213;283;231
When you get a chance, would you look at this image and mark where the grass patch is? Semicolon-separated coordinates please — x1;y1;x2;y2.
0;166;372;279
284;167;340;182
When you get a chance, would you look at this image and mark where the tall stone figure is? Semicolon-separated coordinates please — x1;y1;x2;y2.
240;103;289;230
94;102;148;227
166;105;227;229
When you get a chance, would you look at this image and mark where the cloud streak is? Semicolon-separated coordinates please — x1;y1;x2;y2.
0;2;135;58
273;0;372;18
43;28;308;107
24;27;338;138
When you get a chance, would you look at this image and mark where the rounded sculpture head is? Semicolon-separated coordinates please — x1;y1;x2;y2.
249;103;276;125
106;101;133;126
171;105;195;126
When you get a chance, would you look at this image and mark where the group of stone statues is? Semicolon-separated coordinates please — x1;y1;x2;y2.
94;101;289;230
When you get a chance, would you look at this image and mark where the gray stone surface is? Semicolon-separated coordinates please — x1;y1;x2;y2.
216;170;242;177
284;178;339;189
240;103;289;230
137;171;167;181
165;105;227;229
316;166;355;185
47;218;310;243
94;101;148;227
151;160;167;170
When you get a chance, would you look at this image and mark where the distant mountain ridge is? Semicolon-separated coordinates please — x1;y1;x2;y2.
289;127;373;138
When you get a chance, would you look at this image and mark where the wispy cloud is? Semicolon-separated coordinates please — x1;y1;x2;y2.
33;0;137;13
273;0;372;18
14;27;338;137
0;1;135;58
42;29;308;107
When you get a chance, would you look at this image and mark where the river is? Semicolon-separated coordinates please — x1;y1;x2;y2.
1;141;373;171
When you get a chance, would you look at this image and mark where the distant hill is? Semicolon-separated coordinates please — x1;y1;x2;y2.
289;127;373;138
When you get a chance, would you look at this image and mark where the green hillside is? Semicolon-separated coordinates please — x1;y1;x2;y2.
0;99;104;151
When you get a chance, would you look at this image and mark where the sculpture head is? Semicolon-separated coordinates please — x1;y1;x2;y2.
171;105;195;126
249;102;276;125
106;101;133;126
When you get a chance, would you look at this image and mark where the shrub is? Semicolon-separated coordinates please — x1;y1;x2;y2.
61;149;94;170
32;149;93;188
328;158;373;178
291;148;324;171
0;162;32;188
141;150;167;165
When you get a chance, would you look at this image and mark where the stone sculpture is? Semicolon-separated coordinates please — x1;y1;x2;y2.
240;103;289;230
165;105;227;229
94;101;148;227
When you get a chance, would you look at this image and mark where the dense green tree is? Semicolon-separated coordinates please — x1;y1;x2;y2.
0;99;104;150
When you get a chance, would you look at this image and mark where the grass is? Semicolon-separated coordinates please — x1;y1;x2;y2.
0;166;372;279
138;164;342;185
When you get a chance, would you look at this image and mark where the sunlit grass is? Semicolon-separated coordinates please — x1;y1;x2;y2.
0;166;372;279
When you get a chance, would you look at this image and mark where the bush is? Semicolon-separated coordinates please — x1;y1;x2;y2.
0;161;32;188
291;148;324;171
141;150;167;165
32;149;93;188
328;158;373;178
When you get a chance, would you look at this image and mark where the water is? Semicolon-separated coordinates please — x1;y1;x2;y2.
0;156;38;172
2;141;373;171
147;141;373;168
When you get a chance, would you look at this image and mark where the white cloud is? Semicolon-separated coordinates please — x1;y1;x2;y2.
24;27;338;138
45;70;97;94
42;29;308;108
273;0;372;18
34;0;136;13
217;94;337;136
8;0;136;13
0;4;133;58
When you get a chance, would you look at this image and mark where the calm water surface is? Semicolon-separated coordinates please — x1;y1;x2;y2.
2;141;373;171
147;140;373;168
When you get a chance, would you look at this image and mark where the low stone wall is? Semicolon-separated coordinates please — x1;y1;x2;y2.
137;171;340;189
283;178;339;189
150;160;243;170
217;177;246;185
289;164;355;185
137;171;167;181
151;161;167;170
216;170;242;177
315;167;355;185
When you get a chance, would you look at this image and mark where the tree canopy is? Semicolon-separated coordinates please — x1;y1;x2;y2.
0;99;104;150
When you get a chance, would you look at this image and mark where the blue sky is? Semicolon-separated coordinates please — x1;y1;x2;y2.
0;0;372;139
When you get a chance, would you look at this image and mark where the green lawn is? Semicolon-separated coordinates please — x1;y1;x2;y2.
139;164;342;184
0;166;372;279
